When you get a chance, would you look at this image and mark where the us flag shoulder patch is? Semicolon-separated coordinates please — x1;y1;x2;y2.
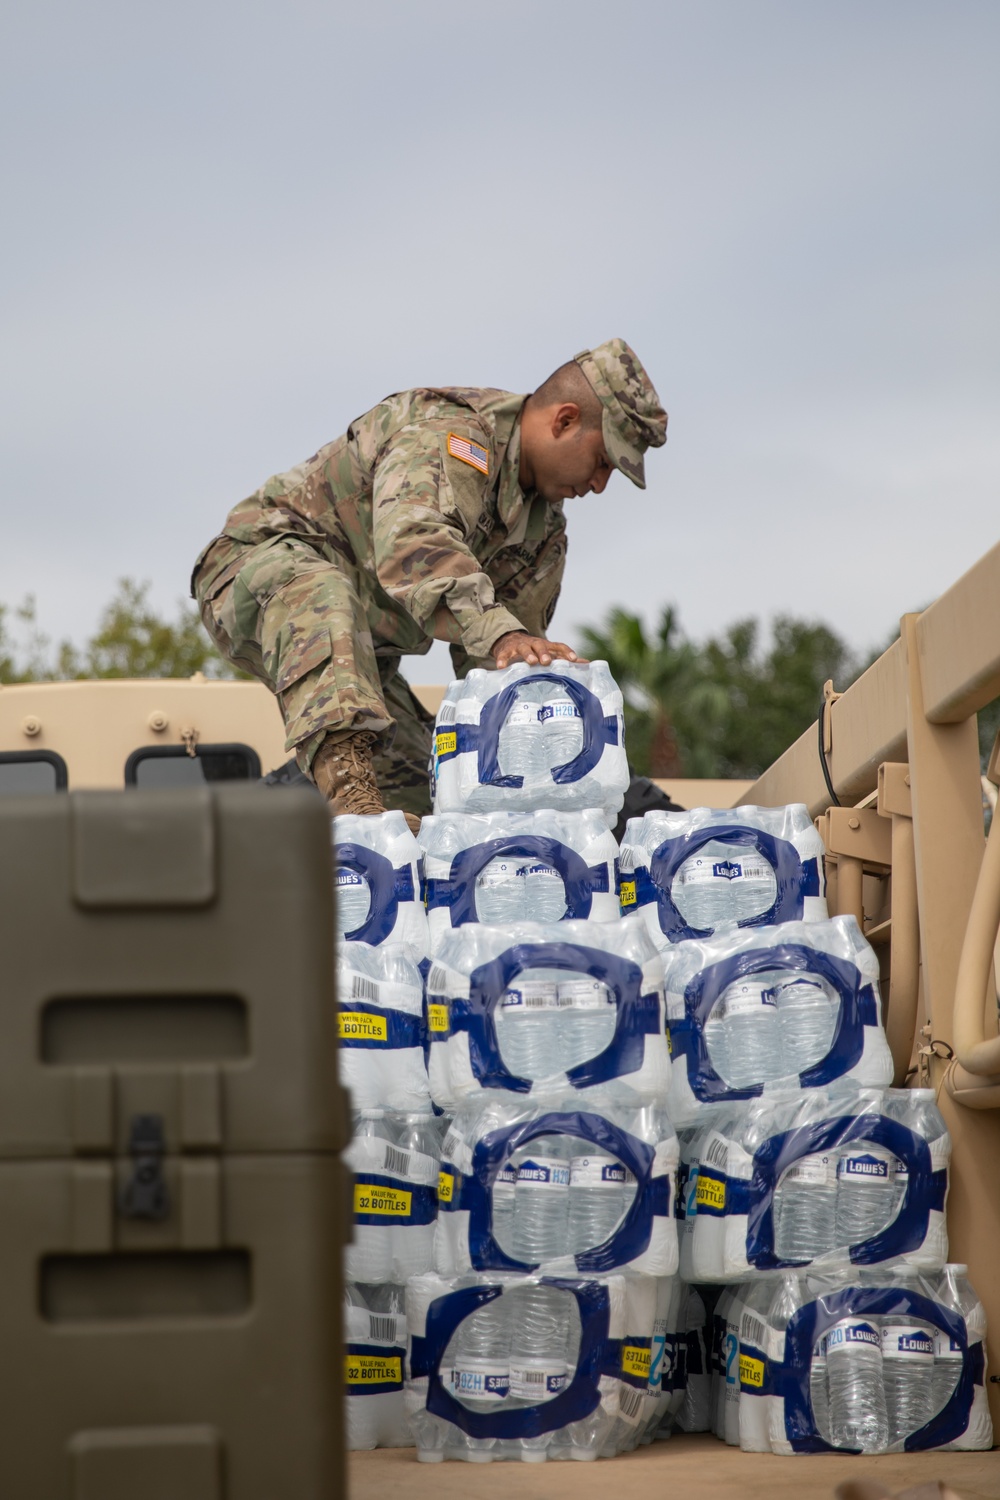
447;432;489;476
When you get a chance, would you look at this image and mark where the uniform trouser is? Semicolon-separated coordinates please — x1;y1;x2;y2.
192;533;435;816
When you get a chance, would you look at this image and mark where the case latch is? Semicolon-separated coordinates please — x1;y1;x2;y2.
119;1114;171;1221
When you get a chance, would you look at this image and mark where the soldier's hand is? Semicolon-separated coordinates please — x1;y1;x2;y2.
491;631;587;669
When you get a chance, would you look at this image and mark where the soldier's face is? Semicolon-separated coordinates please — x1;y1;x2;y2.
528;416;614;503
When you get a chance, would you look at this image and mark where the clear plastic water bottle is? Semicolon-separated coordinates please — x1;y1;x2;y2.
567;1147;629;1252
345;1111;397;1283
933;1263;977;1418
720;978;781;1090
884;1089;949;1224
451;1287;511;1459
836;1145;896;1247
559;976;616;1071
826;1316;889;1452
711;1286;735;1438
335;866;371;937
881;1313;935;1447
671;839;777;931
497;682;547;780
474;856;528;923
495;968;562;1079
490;1157;519;1254
703;1005;729;1082
511;1138;570;1265
774;976;837;1076
391;1115;441;1280
810;1336;830;1442
508;1282;571;1408
773;1150;838;1262
521;859;567;922
538;685;584;771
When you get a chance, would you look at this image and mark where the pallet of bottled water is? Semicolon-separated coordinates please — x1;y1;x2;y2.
344;1109;444;1285
429;662;629;824
405;1270;674;1461
344;1284;410;1449
737;1266;993;1453
434;1093;678;1278
681;1087;950;1282
619;805;828;945
662;916;893;1128
419;810;621;950
424;915;670;1110
333;810;428;951
336;943;431;1113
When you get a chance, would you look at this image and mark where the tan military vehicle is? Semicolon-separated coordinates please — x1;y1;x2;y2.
1;542;998;1497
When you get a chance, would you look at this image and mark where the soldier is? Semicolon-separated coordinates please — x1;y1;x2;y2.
191;338;667;831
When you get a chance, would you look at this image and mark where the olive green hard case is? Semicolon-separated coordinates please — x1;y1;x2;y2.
0;785;350;1498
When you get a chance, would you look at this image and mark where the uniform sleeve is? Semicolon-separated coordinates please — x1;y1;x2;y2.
371;420;525;659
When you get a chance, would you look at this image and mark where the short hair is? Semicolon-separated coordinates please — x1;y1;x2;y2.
530;360;603;428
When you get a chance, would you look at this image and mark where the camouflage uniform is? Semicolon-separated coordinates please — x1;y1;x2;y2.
192;340;666;815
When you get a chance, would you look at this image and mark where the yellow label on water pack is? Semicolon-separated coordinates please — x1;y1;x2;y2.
665;1022;673;1054
338;1012;388;1042
620;1344;651;1379
345;1354;402;1385
427;1003;449;1033
354;1184;412;1216
436;731;457;757
438;1171;454;1203
696;1173;726;1212
739;1353;765;1389
620;879;637;908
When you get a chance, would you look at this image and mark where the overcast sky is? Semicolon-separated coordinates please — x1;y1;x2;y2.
2;1;997;686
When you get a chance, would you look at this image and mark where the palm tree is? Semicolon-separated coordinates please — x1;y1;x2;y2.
579;607;728;778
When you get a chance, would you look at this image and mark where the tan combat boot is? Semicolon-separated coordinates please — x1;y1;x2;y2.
312;731;422;835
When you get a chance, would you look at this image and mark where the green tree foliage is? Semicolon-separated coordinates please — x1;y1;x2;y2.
582;607;870;780
578;607;728;777
0;581;241;683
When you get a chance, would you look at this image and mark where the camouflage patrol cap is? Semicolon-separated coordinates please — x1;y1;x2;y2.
574;338;667;489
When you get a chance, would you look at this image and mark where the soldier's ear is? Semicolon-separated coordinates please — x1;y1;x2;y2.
551;402;581;438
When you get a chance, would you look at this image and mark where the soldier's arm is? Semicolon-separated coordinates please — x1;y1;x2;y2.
371;421;527;660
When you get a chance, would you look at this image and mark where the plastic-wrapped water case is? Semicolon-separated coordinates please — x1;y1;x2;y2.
404;1270;668;1462
333;811;429;952
344;1284;411;1449
425;915;670;1110
662;916;893;1128
756;1267;992;1453
689;1087;950;1282
619;804;828;945
429;662;629;825
336;943;431;1113
344;1111;443;1284
434;1094;678;1278
419;810;621;952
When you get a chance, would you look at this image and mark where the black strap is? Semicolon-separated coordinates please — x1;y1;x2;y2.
818;695;840;807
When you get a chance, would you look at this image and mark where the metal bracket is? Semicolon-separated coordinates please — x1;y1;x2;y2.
180;726;200;759
877;762;912;819
119;1113;170;1221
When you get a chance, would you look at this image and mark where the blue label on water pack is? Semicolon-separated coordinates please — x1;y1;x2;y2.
712;860;743;880
893;1331;934;1357
837;1153;890;1181
827;1320;880;1351
516;1157;570;1189
450;1367;510;1400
